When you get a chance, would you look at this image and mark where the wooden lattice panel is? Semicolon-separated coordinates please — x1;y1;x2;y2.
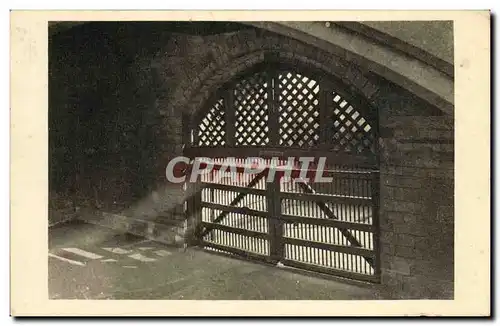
194;69;377;155
197;98;226;146
234;72;270;146
278;72;320;147
330;91;375;154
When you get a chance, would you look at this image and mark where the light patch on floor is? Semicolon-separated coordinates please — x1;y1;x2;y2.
102;247;132;254
154;250;172;257
62;247;104;259
128;253;157;262
101;258;118;262
49;253;86;266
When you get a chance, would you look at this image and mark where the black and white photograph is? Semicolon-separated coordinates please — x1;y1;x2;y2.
9;10;490;316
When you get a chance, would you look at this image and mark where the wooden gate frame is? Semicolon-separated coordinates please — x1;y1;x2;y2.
184;159;381;283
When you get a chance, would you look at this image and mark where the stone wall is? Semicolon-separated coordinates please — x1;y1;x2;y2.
376;80;454;298
49;22;179;225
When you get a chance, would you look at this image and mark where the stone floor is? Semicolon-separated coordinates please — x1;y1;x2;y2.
49;220;382;300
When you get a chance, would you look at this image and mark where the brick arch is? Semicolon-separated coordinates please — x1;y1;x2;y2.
175;50;381;133
166;29;382;123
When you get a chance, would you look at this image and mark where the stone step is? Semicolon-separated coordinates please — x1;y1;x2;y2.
78;212;186;247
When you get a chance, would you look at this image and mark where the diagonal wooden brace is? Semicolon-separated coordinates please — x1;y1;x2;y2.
296;180;375;268
201;170;267;238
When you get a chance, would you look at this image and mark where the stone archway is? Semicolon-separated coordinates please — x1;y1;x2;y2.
50;22;454;298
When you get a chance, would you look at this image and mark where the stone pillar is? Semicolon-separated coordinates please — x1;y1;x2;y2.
378;116;454;299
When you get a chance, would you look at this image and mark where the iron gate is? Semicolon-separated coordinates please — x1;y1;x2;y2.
184;60;380;282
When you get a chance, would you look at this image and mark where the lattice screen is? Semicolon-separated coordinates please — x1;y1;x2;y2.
234;72;270;146
330;91;375;154
278;72;320;148
194;70;376;153
197;98;226;146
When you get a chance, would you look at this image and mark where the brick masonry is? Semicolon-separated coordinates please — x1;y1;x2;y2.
378;114;454;299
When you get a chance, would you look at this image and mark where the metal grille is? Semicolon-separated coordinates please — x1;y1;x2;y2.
197;98;226;146
234;73;270;146
330;91;375;154
278;72;320;147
